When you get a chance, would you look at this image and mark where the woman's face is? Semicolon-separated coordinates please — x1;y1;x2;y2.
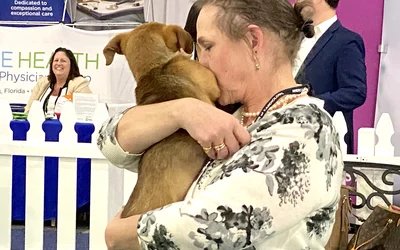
196;5;254;106
52;51;71;80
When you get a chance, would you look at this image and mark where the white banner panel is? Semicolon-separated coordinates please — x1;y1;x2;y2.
376;0;400;155
144;0;194;27
0;24;136;105
376;0;400;206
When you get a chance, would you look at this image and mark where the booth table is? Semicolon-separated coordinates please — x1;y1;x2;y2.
10;119;94;221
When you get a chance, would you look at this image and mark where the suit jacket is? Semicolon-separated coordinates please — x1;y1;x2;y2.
24;76;92;113
295;20;367;154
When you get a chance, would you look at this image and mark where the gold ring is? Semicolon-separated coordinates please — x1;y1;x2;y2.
214;143;226;152
202;146;212;154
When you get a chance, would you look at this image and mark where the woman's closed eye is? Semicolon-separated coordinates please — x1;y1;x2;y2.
197;37;214;53
204;45;212;52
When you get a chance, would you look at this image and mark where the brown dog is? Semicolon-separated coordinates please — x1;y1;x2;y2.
103;22;220;217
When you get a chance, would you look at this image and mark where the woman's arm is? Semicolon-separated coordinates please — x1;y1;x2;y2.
105;211;141;250
97;100;186;170
98;97;249;170
72;76;92;93
24;77;47;113
114;98;250;157
115;99;183;154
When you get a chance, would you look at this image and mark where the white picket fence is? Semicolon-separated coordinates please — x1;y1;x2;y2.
0;100;136;250
0;99;398;249
333;112;400;222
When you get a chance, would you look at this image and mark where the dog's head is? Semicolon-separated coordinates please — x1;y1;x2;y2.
103;22;194;80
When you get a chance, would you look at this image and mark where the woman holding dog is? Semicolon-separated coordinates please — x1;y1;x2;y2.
24;47;92;116
98;0;344;249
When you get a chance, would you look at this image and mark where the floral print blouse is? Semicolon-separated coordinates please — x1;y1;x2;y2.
97;96;344;250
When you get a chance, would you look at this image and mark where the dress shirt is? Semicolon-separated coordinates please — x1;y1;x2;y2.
292;15;338;76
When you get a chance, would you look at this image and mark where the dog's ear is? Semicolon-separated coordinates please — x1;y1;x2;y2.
164;25;194;54
103;33;125;66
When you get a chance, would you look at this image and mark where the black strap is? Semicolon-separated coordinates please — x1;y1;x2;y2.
256;84;310;121
202;85;311;168
42;82;69;114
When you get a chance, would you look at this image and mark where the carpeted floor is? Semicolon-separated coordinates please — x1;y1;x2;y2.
11;226;89;250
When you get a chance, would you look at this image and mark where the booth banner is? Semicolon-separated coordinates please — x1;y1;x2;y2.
143;0;194;28
0;24;136;105
67;0;144;27
67;0;195;30
0;0;68;22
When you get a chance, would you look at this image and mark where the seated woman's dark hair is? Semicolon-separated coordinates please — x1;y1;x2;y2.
48;47;81;87
42;47;82;114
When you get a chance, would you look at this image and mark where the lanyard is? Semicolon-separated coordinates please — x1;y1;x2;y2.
42;83;69;114
202;84;311;169
256;84;310;122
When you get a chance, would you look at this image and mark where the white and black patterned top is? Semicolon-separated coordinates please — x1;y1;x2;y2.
97;96;344;250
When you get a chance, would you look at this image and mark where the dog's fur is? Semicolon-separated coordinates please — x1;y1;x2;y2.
103;22;220;217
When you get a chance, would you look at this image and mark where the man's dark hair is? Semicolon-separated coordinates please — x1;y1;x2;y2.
325;0;339;9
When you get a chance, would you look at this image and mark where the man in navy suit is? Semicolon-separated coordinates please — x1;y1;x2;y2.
294;0;367;154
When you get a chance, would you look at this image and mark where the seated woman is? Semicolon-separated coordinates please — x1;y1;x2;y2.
97;0;344;249
24;47;92;116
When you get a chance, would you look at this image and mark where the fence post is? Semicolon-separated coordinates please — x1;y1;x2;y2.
91;103;109;145
57;102;79;249
332;111;349;189
374;113;395;206
59;102;78;143
0;100;13;250
89;160;124;250
0;99;13;142
355;113;395;222
24;101;46;250
375;113;395;156
89;103;125;249
27;101;45;142
332;111;348;155
358;128;375;156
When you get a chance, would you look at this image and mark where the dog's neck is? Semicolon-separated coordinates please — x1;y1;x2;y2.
130;50;188;81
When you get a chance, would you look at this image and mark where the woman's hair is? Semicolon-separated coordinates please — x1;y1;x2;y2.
184;2;203;60
195;0;315;62
47;47;81;87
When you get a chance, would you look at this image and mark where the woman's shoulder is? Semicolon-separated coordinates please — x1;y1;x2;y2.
32;76;50;92
289;96;334;125
290;96;325;111
280;96;330;120
37;76;50;85
253;96;335;133
69;76;88;85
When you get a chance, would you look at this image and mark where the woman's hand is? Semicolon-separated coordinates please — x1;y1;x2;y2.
176;98;251;160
